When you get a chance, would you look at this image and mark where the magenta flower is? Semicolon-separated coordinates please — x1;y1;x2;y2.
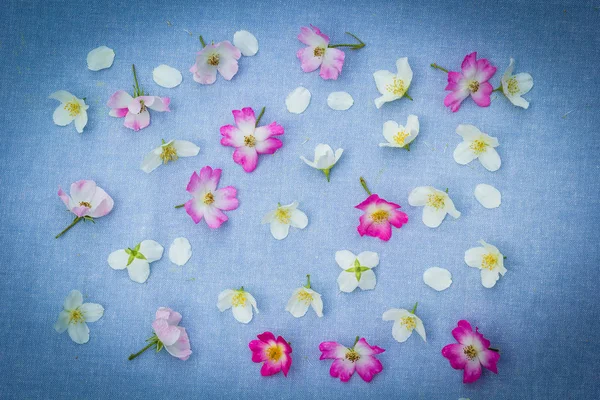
297;25;345;80
249;332;292;377
178;166;239;228
190;38;241;85
442;52;497;112
107;65;170;131
220;107;284;172
56;180;114;238
441;320;500;383
129;307;192;361
319;337;385;382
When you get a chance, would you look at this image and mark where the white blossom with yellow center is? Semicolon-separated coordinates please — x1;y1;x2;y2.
300;143;344;181
373;57;413;109
379;115;419;150
140;139;200;173
453;124;501;172
49;90;89;133
261;201;308;240
501;58;533;109
217;288;259;324
54;290;104;344
285;275;323;318
408;186;461;228
382;307;426;343
465;240;507;288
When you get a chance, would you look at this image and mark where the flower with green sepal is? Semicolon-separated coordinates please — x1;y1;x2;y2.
335;250;379;292
107;240;164;283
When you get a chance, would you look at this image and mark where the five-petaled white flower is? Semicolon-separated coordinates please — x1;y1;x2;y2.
300;143;343;181
54;290;104;344
382;305;426;343
379;114;419;150
217;287;259;324
262;201;308;240
453;124;501;172
501;58;533;109
465;240;507;288
408;186;461;228
373;57;413;109
49;90;89;133
108;240;164;283
285;274;323;318
335;250;379;292
141;139;200;173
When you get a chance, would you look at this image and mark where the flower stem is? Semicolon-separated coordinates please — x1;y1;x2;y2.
128;342;155;360
430;63;449;73
493;85;503;92
359;177;371;195
255;107;266;127
410;302;418;314
174;203;186;209
55;217;82;239
488;347;500;353
353;336;360;346
404;92;414;101
328;32;365;50
322;168;331;182
305;274;311;289
199;35;207;48
132;64;142;97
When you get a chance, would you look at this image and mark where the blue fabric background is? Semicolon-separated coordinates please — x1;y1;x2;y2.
0;0;599;398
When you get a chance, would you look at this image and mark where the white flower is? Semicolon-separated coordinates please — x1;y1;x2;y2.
54;290;104;344
382;306;426;343
474;184;501;209
286;86;311;114
453;124;501;172
107;240;164;283
262;201;308;240
140;139;200;173
285;275;323;318
335;250;379;292
327;91;354;110
373;57;413;109
408;186;461;228
423;267;452;291
217;287;259;324
465;240;506;288
501;58;533;109
379;114;419;150
300;144;343;181
168;237;192;266
152;64;183;88
86;46;115;71
233;30;259;56
49;91;89;133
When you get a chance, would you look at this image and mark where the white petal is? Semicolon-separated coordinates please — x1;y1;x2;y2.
290;209;308;229
300;156;317;168
392;321;413;343
49;90;75;103
334;148;343;162
54;311;70;333
481;269;500;288
311;291;324;317
465;247;486;268
474;184;501;208
453;141;477;165
395;57;413;87
335;250;356;269
80;303;104;322
503;58;515;80
74;112;87;133
327;91;354;111
373;70;395;95
456;124;482;141
414;317;427;342
444;196;461;219
285;290;310;318
285;86;311;114
382;120;400;144
139;240;164;263
478;148;502;172
68;322;90;344
172;140;200;157
232;303;253;323
140;148;163;173
382;308;406;321
127;259;151;283
53;105;75;126
64;290;83;310
514;72;533;94
246;292;259;314
357;269;377;290
107;249;129;270
152;64;183;88
405;114;419;135
314;144;335;166
507;95;530;109
87;46;115;71
337;271;359;292
233;30;259;56
168;237;192;266
270;220;290;240
423;267;452;291
422;206;447;228
408;186;433;206
217;289;235;311
357;251;379;268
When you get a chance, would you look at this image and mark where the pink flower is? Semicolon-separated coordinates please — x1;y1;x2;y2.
319;337;385;382
444;52;497;112
220;107;284;172
355;194;408;241
249;332;292;377
441;320;500;383
190;41;241;85
107;90;170;131
182;166;239;228
296;25;345;80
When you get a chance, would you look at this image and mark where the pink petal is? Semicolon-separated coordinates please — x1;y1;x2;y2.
220;125;245;147
217;57;239;80
147;97;170;112
355;355;383;382
249;340;270;362
155;307;182;325
458;320;473;331
216;40;241;59
461;52;478;78
445;71;464;91
354;338;385;356
260;360;283;376
186;171;202;195
88;187;114;218
109;107;128;118
255;137;282;155
190;59;217;85
70;180;96;203
203;206;228;229
296;47;323;73
257;332;277;344
233;146;259;172
319;342;347;360
199;166;221;192
254;122;284;141
473;326;491;348
280;353;292;377
479;349;500;373
463;359;482;383
124;110;150;131
127;97;142;114
71;206;91;217
475;58;496;82
444;89;470;112
441;343;468;369
214;186;239;211
319;48;345;80
330;358;355;382
357;213;374;237
388;209;408;228
57;187;72;209
297;26;329;46
184;199;204;224
367;220;392;241
152;318;181;346
276;336;292;355
355;194;380;211
452;324;475;344
164;327;192;361
107;90;133;108
232;107;256;134
470;81;493;107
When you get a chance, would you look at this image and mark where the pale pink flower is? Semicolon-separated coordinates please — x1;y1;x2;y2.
182;166;239;228
319;337;385;382
220;107;284;172
444;52;497;112
296;25;345;80
190;40;241;84
107;90;170;131
355;194;408;241
249;332;292;377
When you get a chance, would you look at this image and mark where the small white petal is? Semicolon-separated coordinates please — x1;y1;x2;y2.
140;148;163;174
481;269;500;288
357;251;379;268
168;237;192;266
327;91;354;111
107;249;129;270
87;46;115;71
172;140;200;157
337;271;359;293
474;184;501;209
232;303;254;324
285;289;311;318
357;269;377;290
423;267;452;291
286;86;311;114
217;289;235;311
335;250;356;269
68;322;90;344
478;148;502;172
152;64;183;88
49;90;75;103
311;291;324;317
233;30;259;56
127;259;151;283
290;209;308;229
139;240;164;263
270;220;290;240
54;311;70;333
80;303;104;323
392;321;413;342
64;290;83;310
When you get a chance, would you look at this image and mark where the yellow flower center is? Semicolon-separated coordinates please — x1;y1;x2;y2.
244;135;256;147
231;292;247;307
69;309;84;324
469;139;488;155
463;345;478;360
64;101;81;117
385;77;406;96
468;80;480;92
506;77;519;95
345;349;361;362
371;209;389;223
79;201;92;208
203;192;215;205
207;53;220;66
275;207;291;224
400;316;416;331
481;253;498;270
160;143;179;164
393;130;409;146
427;193;445;210
313;47;325;57
297;290;313;304
266;346;283;362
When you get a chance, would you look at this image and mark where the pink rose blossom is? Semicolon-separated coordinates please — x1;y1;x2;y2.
444;52;497;112
319;337;385;382
220;107;284;172
355;194;408;241
249;332;292;377
441;320;500;383
190;40;241;85
182;166;239;228
107;91;170;131
296;25;345;80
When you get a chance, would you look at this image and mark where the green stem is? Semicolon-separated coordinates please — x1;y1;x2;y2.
199;35;206;48
175;203;186;209
55;217;82;239
488;347;500;353
359;177;371;195
255;107;266;127
430;63;449;73
305;274;311;289
404;92;413;101
493;85;503;92
410;302;418;314
322;168;331;182
132;64;141;97
128;342;155;360
353;336;360;346
328;32;365;49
